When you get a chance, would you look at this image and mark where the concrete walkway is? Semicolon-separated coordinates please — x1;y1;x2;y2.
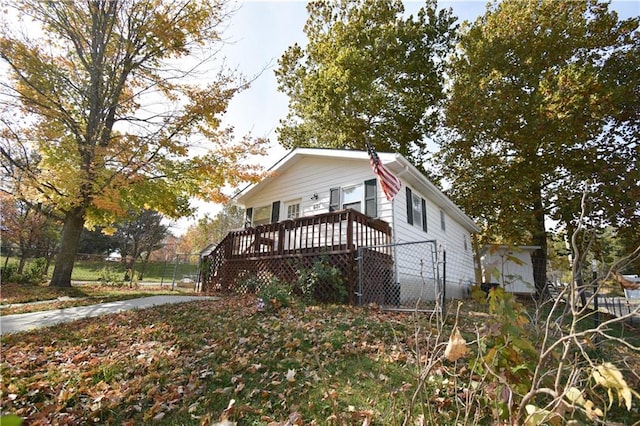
0;295;218;334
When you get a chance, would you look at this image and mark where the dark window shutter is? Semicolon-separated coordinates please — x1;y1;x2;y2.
271;201;280;223
406;187;413;225
364;179;377;218
329;188;340;211
421;198;427;233
245;207;253;228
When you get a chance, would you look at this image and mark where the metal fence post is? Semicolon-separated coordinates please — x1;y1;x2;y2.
592;260;599;329
441;245;447;317
356;248;363;306
171;254;179;290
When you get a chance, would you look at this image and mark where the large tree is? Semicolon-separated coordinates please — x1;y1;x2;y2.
275;0;456;167
0;0;265;287
438;0;639;295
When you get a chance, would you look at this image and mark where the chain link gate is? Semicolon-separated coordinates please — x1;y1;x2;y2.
357;240;444;312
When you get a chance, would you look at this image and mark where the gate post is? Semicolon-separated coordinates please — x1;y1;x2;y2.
441;245;447;317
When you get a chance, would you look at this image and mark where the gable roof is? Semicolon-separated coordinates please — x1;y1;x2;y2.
236;147;480;233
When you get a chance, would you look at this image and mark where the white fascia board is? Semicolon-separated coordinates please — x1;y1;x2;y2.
235;148;394;206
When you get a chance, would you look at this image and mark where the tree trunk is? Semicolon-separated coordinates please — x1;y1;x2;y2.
138;251;152;280
50;207;86;287
2;248;10;271
17;253;27;275
128;257;136;287
531;185;548;299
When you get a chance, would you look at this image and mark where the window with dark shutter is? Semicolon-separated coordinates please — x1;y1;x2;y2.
364;179;377;218
421;198;427;233
406;187;413;225
329;188;340;212
271;201;280;223
245;207;253;228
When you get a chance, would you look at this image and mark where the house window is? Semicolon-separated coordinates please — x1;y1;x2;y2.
406;187;427;233
412;194;423;229
329;180;377;217
286;201;300;219
440;209;446;232
253;205;271;226
342;184;363;211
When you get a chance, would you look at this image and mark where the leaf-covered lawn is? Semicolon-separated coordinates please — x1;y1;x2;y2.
0;283;193;315
1;295;458;424
2;295;639;425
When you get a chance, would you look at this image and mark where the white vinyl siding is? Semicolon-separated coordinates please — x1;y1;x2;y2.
392;186;476;299
241;157;392;225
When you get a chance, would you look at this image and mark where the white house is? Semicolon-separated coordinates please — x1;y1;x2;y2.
479;245;539;295
208;147;479;303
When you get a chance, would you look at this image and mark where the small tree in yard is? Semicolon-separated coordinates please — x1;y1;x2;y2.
0;193;59;277
114;209;168;284
0;0;265;288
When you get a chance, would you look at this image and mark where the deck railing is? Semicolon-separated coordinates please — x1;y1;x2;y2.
225;209;391;258
202;209;393;301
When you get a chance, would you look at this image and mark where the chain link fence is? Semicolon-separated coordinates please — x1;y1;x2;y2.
1;247;200;288
357;240;476;311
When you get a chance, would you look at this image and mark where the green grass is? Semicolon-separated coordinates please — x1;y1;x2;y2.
71;259;198;282
1;256;199;282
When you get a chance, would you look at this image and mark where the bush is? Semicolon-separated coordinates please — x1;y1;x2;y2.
257;277;292;312
295;256;347;304
1;259;48;284
25;258;47;283
1;264;27;284
238;272;262;294
98;267;124;287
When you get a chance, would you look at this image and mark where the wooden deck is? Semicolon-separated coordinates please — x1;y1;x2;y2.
202;209;393;304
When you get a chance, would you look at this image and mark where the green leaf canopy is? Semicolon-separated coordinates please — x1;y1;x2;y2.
276;0;457;168
438;0;639;291
0;0;265;286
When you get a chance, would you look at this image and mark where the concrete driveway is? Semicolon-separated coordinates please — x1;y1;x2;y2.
1;295;218;334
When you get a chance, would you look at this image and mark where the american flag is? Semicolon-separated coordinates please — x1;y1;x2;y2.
366;140;402;201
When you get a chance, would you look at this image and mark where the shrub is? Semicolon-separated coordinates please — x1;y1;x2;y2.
1;264;20;282
98;267;123;287
257;277;292;312
25;258;47;283
237;272;262;294
1;260;47;284
295;256;347;304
